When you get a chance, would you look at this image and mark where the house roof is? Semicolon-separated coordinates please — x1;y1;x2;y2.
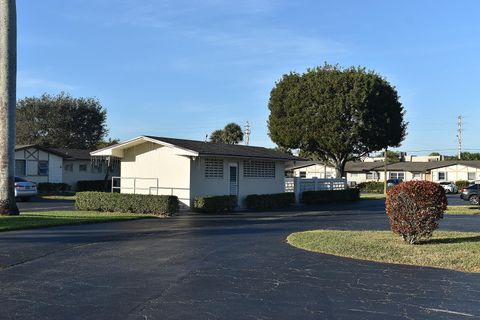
48;148;92;161
91;135;302;161
15;145;93;161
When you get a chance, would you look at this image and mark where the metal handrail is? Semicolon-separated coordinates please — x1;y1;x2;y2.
111;177;190;200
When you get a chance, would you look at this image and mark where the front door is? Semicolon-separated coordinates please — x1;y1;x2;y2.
229;164;238;196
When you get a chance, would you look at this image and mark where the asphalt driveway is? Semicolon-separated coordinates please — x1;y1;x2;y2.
16;197;75;212
1;200;479;319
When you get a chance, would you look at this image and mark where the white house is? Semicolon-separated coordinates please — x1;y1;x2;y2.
91;136;301;207
15;145;116;189
286;160;480;185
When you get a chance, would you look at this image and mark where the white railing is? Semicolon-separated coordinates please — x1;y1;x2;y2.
112;177;190;205
285;177;348;203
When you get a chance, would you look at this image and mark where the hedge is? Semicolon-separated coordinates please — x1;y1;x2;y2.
193;195;237;213
75;192;179;216
357;181;384;193
455;180;470;190
77;180;111;192
37;182;70;194
301;189;360;204
245;193;295;210
386;180;447;244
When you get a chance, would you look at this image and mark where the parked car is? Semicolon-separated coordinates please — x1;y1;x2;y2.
386;179;403;189
460;184;479;205
439;181;458;194
14;177;37;201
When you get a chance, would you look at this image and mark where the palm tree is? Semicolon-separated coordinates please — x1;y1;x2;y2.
0;0;19;215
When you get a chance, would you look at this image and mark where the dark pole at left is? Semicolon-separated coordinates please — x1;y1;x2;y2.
0;0;19;215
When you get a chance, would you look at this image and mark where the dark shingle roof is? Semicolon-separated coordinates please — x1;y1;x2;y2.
145;136;301;161
345;161;386;172
49;148;92;160
15;145;92;160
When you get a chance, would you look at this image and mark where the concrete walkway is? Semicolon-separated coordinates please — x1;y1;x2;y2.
1;199;479;319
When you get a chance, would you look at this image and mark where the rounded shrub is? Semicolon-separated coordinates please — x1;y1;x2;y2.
386;180;447;244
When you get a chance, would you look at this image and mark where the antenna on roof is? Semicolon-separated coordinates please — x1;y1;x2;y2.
244;121;251;145
457;115;462;160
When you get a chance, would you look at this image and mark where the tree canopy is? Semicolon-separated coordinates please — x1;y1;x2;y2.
16;92;108;149
268;64;407;177
445;152;480;160
209;122;244;144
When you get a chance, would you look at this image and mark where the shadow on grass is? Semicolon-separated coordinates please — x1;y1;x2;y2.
420;235;480;245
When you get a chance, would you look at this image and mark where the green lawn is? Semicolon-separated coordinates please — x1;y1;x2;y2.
446;205;480;215
287;230;480;273
40;195;76;201
0;211;155;232
360;193;385;199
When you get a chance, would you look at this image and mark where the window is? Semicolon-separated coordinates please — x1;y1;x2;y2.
243;160;275;178
438;172;446;180
468;172;476;180
15;160;26;176
299;171;306;178
64;164;73;172
366;172;378;180
79;164;88;172
38;161;49;176
390;172;405;180
205;158;224;178
412;173;422;180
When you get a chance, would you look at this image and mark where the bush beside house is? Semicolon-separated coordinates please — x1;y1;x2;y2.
386;180;447;244
37;182;70;194
245;193;295;210
301;189;360;204
193;195;237;213
75;192;179;216
77;180;111;192
357;181;384;193
455;180;470;190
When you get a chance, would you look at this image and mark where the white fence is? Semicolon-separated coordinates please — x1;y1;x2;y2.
285;177;349;203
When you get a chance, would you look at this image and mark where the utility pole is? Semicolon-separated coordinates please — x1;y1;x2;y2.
457;115;462;160
244;121;251;145
384;147;388;195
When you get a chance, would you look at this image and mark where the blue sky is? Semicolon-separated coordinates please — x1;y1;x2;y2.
17;0;480;155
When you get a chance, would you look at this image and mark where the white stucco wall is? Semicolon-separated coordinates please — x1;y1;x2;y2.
120;142;191;205
190;157;285;207
429;165;480;182
62;160;115;190
293;164;336;179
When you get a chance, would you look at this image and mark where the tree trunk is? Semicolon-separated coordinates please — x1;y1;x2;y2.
334;160;347;179
0;0;19;215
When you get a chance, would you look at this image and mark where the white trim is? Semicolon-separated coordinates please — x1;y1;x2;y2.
90;136;199;158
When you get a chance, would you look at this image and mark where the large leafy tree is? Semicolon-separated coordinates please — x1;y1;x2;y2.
268;64;406;177
209;123;244;144
16;92;108;149
0;0;19;215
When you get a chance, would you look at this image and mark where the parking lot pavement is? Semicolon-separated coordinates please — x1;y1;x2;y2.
447;193;468;206
16;197;75;212
0;199;479;320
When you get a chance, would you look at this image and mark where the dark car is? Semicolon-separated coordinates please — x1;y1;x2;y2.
386;179;403;189
460;184;479;205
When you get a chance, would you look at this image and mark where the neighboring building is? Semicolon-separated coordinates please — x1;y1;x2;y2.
91;136;301;207
15;145;115;189
361;154;443;162
286;161;336;179
286;160;480;185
